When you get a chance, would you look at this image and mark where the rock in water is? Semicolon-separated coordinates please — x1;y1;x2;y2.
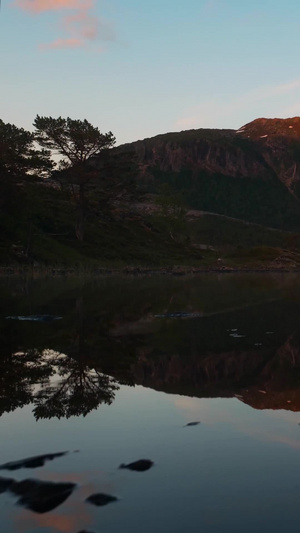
77;531;98;533
119;459;154;472
185;421;200;427
0;476;76;513
0;451;68;471
0;476;14;493
10;478;76;513
86;493;118;506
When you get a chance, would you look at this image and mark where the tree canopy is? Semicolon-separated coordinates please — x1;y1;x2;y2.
0;119;52;177
33;115;116;165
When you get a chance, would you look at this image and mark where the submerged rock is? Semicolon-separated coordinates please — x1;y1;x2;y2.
0;451;68;471
86;493;118;506
5;315;62;322
0;476;14;493
10;478;76;513
0;476;76;513
119;459;154;472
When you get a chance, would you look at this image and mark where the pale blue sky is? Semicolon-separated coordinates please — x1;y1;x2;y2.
1;0;300;144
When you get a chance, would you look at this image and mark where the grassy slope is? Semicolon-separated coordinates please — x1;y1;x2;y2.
188;214;292;248
0;180;204;267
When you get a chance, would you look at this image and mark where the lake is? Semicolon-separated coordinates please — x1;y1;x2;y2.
1;273;300;533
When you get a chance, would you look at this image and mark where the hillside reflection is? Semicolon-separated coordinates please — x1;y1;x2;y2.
1;274;300;419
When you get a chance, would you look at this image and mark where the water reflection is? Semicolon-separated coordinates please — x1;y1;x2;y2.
0;348;133;420
33;351;121;420
2;274;300;533
1;274;300;419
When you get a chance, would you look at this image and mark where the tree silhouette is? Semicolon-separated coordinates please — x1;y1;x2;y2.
33;115;115;241
0;119;52;177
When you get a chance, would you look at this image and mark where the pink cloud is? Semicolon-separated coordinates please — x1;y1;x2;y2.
61;9;115;43
39;37;83;49
62;9;98;41
15;0;92;14
14;0;115;51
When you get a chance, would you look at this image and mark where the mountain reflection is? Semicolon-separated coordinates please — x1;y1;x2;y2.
1;274;300;419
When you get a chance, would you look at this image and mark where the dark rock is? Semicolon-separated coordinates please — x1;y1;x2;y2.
185;421;200;427
10;478;76;513
77;530;98;533
0;476;14;493
86;493;118;506
119;459;154;472
0;451;68;471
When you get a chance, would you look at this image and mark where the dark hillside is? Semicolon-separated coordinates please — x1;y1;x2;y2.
0;172;202;267
115;117;300;231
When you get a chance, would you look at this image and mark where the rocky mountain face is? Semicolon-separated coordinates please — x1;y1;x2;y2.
237;117;300;193
121;117;300;193
121;128;271;181
115;117;300;230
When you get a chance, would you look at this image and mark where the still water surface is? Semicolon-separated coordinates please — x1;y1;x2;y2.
1;274;300;532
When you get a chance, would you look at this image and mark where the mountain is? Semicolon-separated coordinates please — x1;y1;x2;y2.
2;117;300;268
116;117;300;231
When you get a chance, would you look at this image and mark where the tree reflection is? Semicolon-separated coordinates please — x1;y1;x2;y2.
33;351;120;420
0;291;137;420
0;346;134;421
0;349;54;416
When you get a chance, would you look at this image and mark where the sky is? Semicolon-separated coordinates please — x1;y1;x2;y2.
1;0;300;145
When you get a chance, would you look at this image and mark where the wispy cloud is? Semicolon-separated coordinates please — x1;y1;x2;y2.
249;79;300;100
14;0;115;51
39;37;83;49
15;0;91;13
281;103;300;117
175;79;300;130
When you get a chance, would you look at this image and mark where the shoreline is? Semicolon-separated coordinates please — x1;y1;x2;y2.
1;265;300;276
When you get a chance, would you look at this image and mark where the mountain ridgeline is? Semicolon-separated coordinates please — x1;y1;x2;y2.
116;117;300;231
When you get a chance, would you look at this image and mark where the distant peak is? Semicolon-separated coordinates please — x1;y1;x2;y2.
236;117;300;140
